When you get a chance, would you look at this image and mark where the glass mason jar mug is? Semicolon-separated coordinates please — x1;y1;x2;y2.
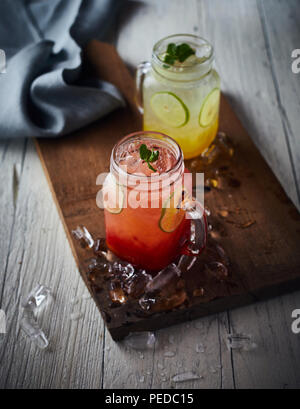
102;131;207;272
136;34;221;160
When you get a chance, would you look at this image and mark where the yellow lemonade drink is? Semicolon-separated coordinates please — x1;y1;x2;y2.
137;34;221;159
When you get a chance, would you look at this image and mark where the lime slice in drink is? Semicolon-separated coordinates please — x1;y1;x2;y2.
159;188;185;233
150;92;189;128
199;88;220;128
103;174;124;214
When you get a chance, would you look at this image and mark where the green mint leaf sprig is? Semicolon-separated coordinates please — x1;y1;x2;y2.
139;144;159;172
163;42;196;67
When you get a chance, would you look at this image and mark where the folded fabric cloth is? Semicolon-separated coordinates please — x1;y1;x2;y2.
0;0;125;138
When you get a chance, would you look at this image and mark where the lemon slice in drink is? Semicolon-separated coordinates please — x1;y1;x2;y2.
150;92;189;128
159;188;186;233
199;88;220;128
103;174;124;214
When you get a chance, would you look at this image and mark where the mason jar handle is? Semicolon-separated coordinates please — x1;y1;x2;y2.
135;61;151;114
180;197;207;257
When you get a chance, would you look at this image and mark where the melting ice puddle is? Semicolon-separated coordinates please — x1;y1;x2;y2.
172;372;202;383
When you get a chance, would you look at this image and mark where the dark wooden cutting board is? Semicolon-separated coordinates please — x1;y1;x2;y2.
35;40;300;340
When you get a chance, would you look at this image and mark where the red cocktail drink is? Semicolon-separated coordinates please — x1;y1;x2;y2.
103;131;206;271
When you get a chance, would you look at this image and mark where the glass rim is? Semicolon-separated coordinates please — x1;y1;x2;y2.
111;131;184;181
152;33;214;72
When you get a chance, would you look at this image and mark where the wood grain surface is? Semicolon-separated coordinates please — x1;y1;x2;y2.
1;0;299;389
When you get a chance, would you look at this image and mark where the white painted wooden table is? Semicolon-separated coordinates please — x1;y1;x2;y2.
0;0;300;389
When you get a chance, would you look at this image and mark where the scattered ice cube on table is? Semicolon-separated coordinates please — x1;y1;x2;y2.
123;332;156;350
109;280;127;304
20;284;53;349
139;262;186;312
172;372;202;383
22;284;51;310
113;261;135;276
20;308;49;349
138;294;156;311
72;225;94;249
122;269;152;298
145;263;181;293
226;333;257;351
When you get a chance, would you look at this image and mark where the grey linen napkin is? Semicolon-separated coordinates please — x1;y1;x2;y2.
0;0;125;138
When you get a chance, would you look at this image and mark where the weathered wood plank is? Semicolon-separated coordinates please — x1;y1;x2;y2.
0;138;27;385
0;138;26;298
0;0;299;390
197;0;300;388
149;313;234;389
0;141;105;388
258;0;300;205
229;291;300;389
197;0;300;209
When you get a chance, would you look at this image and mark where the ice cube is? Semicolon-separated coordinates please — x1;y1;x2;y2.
226;333;257;351
139;295;156;311
112;261;135;276
123;331;156;350
145;263;181;293
22;284;51;310
20;308;49;349
72;225;94;249
140;263;186;312
109;280;127;304
122;269;152;298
